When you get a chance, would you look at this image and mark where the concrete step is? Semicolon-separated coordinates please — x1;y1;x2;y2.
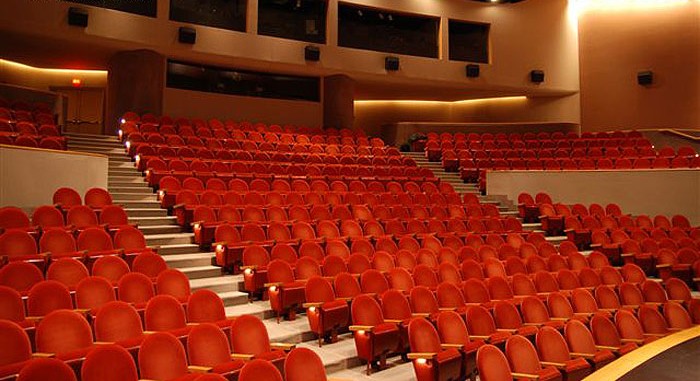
65;133;120;141
146;233;193;246
67;141;124;149
180;266;224;280
109;162;137;169
109;178;147;186
108;186;153;194
110;192;158;201
107;156;133;163
155;243;201;255
118;200;161;209
129;216;178;226
225;301;276;320
164;252;215;268
218;291;249;307
71;147;124;155
125;208;168;218
139;225;183;235
190;275;242;294
109;168;141;176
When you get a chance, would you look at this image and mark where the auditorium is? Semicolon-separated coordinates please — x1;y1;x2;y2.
0;0;698;380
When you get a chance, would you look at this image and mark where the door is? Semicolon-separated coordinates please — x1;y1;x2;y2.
51;87;105;134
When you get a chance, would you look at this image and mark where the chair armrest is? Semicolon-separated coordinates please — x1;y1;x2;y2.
230;353;255;360
412;313;430;318
570;352;596;359
264;282;283;289
469;335;490;340
349;325;374;332
496;329;518;333
143;331;157;334
643;333;666;337
441;343;464;349
550;317;569;321
188;365;213;373
595;345;619;351
94;341;115;345
270;343;296;351
32;353;55;358
303;302;323;309
522;323;543;326
384;319;403;324
621;338;645;344
540;361;567;369
511;372;540;380
656;264;671;269
336;297;353;302
438;307;457;312
407;352;437;360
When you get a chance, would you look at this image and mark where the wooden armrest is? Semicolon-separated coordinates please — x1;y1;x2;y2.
643;333;666;337
441;343;464;349
496;329;518;333
186;323;200;326
438;307;456;311
407;352;437;360
336;297;353;302
540;361;567;368
26;316;43;322
595;345;618;351
550;317;569;321
469;335;490;340
32;353;55;358
511;372;540;380
523;323;543;326
412;313;430;318
264;282;283;288
621;338;645;344
384;319;403;324
349;325;374;332
270;343;296;351
573;312;593;316
73;308;91;314
143;331;157;334
94;341;114;345
655;264;671;269
240;265;257;271
303;302;323;309
622;305;639;309
188;365;213;373
570;352;595;359
230;353;255;360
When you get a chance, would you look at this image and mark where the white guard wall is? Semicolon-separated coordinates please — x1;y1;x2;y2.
0;145;108;209
486;169;700;224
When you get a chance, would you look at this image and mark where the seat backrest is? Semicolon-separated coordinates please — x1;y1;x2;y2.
26;280;72;316
36;310;93;355
0;319;32;367
506;335;543;374
138;332;189;380
16;358;77;381
92;255;130;283
77;227;114;252
564;320;597;354
94;301;144;342
132;253;167;278
230;315;271;356
477;345;512;381
408;317;442;354
0;261;43;293
187;323;232;368
187;289;226;323
75;276;116;310
0;230;37;259
47;258;89;288
240;359;283;381
285;347;326;381
145;294;187;331
156;269;190;300
590;314;622;346
117;272;154;304
53;187;81;207
81;344;138;381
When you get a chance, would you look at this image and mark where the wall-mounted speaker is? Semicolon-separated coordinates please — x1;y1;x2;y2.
178;27;196;44
385;56;400;71
466;64;480;78
68;7;88;27
637;71;653;86
305;46;320;61
530;70;545;83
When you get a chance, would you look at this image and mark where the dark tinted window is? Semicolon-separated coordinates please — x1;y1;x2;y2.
337;3;439;58
64;0;157;17
166;60;320;102
258;0;327;43
449;20;490;63
169;0;246;32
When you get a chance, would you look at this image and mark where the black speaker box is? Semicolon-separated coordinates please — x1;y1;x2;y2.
305;46;320;61
385;56;400;71
637;71;653;86
68;7;88;27
466;64;480;78
178;27;196;44
530;70;545;83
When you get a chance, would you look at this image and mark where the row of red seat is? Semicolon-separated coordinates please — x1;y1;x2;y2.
425;130;643;142
446;145;693;160
0;301;322;381
121;111;367;137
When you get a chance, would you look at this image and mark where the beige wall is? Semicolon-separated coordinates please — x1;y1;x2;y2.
355;94;581;136
0;59;107;91
578;1;700;131
486;169;700;224
162;88;323;127
0;145;108;209
0;0;579;99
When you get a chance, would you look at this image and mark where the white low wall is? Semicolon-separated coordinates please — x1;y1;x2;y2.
486;169;700;225
0;145;108;209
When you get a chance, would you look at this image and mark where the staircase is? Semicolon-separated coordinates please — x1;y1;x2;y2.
63;132;419;379
64;132;248;308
